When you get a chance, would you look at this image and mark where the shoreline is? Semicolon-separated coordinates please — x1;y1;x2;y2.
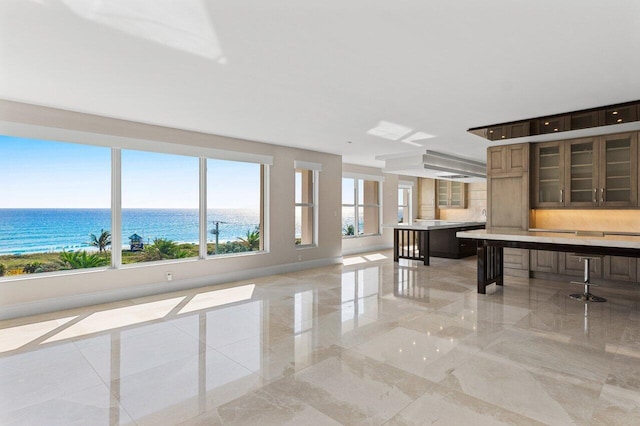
0;239;239;257
0;240;256;277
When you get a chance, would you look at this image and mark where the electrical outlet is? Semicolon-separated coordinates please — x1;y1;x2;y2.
166;272;173;281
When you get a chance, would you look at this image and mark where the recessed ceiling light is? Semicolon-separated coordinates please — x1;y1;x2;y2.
544;121;550;125
612;111;619;115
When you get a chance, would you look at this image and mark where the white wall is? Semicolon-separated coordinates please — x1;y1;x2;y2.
341;163;398;255
0;100;343;319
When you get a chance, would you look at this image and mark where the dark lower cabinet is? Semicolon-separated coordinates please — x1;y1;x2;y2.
430;225;485;259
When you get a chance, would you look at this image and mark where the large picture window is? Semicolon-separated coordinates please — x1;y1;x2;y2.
121;150;199;264
0;136;111;275
0;134;269;279
342;177;380;237
207;159;263;256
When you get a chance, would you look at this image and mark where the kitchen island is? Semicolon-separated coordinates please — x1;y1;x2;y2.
385;221;485;265
456;229;640;294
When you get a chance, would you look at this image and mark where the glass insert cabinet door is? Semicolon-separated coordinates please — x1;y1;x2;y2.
450;182;463;207
534;142;564;206
437;180;448;207
437;180;464;208
600;133;638;207
566;138;598;207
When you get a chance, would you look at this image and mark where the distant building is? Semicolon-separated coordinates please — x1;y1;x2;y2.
129;233;144;251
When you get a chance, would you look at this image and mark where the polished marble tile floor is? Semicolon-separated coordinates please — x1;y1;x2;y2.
1;250;640;425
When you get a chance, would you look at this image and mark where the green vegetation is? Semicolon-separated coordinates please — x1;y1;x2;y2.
89;229;111;253
343;224;355;236
59;251;109;269
0;229;263;276
210;241;251;255
141;238;192;261
0;252;61;276
238;226;260;251
22;262;58;274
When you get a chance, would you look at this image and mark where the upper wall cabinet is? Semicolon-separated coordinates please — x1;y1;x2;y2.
599;132;638;207
488;144;529;176
565;137;600;207
533;141;565;208
532;132;638;208
437;180;465;208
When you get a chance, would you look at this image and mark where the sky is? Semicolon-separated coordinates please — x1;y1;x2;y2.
0;135;261;209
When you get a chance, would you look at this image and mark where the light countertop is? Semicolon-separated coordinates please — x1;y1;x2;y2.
383;221;486;231
456;229;640;249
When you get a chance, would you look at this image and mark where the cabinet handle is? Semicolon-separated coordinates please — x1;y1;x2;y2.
600;188;604;203
593;188;597;203
560;189;564;203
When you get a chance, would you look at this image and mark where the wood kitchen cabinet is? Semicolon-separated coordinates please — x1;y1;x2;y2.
565;137;599;207
566;133;638;207
529;252;638;283
530;250;558;273
532;132;638;208
488;144;529;176
486;143;531;277
437;180;465;208
598;133;638;207
604;256;637;282
559;253;603;278
533;141;565;207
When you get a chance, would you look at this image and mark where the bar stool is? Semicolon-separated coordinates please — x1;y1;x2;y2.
569;254;606;302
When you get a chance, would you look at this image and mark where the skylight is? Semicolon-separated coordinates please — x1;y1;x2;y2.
366;121;413;141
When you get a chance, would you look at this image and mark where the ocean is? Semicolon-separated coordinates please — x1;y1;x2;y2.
0;208;260;255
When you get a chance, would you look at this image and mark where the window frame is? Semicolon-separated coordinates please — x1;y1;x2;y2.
398;181;413;225
205;158;266;258
0;134;272;280
342;176;382;238
294;168;318;247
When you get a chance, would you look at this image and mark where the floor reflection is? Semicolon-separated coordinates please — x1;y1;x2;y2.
341;267;380;333
2;250;640;425
395;265;430;302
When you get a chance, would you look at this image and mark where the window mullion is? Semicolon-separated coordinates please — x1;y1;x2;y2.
111;148;122;268
199;157;207;259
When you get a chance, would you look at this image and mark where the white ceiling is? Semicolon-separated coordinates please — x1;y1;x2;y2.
1;0;640;171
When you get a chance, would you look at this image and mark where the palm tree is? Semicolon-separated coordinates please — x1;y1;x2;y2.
89;229;111;253
59;251;109;269
143;238;190;261
238;226;260;251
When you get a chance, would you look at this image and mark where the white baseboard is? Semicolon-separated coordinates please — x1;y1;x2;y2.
341;244;393;256
0;256;343;320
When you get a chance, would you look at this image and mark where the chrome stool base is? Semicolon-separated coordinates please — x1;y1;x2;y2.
569;292;607;303
568;255;606;303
